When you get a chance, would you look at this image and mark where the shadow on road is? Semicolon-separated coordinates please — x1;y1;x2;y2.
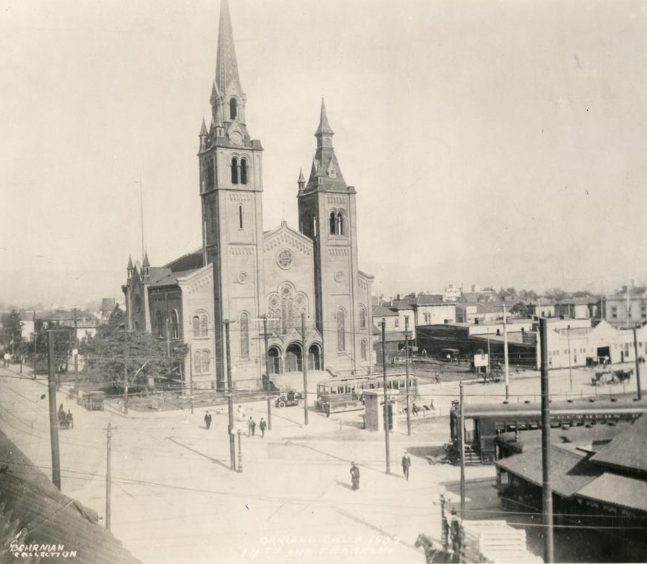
167;437;231;470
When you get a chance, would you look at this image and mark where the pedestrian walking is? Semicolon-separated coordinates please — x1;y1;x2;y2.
247;417;254;437
66;410;74;429
350;462;360;490
250;418;256;437
259;418;266;438
401;452;412;481
204;411;212;430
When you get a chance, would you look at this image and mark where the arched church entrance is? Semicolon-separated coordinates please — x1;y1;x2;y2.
285;343;303;372
268;346;282;375
308;344;322;371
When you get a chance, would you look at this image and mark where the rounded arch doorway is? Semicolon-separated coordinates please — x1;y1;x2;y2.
308;343;322;371
285;343;303;372
268;346;282;375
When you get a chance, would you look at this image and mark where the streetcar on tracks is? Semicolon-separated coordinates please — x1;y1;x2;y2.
315;373;418;413
449;396;647;464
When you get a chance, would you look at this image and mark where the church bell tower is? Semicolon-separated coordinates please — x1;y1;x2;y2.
298;100;362;373
198;0;265;389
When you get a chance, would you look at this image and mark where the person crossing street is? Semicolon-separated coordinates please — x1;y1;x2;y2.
259;418;266;438
401;452;412;481
204;411;212;430
350;462;360;490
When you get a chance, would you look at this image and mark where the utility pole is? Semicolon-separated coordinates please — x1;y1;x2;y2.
73;308;78;376
122;330;129;415
539;317;554;563
503;303;510;400
237;429;243;473
33;310;38;378
261;316;272;431
486;327;491;375
381;319;391;474
404;317;411;436
105;423;114;531
224;320;236;471
633;327;642;400
189;343;194;414
459;381;465;518
47;331;61;490
301;313;309;426
567;325;573;393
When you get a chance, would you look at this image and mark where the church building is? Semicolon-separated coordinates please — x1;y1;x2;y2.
123;0;374;390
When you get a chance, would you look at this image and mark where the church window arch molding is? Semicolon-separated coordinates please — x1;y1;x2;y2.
170;309;180;340
240;158;248;185
361;339;368;361
359;305;367;329
192;310;209;338
231;157;239;184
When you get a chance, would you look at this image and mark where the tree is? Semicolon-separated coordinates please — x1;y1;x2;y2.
82;305;188;389
24;320;75;372
511;302;531;317
544;288;569;301
1;310;23;354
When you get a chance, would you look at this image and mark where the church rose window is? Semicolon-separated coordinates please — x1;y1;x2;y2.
277;249;294;270
337;308;346;351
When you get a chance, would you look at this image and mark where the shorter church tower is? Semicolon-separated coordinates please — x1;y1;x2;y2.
298;100;371;374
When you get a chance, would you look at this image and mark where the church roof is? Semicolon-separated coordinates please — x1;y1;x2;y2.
148;267;204;288
215;0;242;95
263;221;314;250
315;98;334;136
163;250;204;272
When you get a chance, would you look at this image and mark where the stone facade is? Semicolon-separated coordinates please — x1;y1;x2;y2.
122;0;373;390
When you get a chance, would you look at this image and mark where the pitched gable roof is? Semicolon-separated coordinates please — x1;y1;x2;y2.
591;415;647;474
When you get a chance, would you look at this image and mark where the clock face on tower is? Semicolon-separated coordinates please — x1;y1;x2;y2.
230;131;243;145
324;137;332;147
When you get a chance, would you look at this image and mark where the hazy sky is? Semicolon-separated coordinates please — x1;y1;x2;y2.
2;0;647;305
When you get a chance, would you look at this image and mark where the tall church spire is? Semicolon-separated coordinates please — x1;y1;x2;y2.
315;98;334;137
307;100;345;191
215;0;242;96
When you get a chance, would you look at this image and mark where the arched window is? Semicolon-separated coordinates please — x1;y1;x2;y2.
231;157;238;184
313;216;317;237
201;349;211;374
360;306;367;329
238;205;243;229
156;312;164;338
337;213;344;235
330;212;336;234
192;316;200;337
337;308;346;351
240;158;248;185
361;340;368;361
230;98;238;120
194;350;202;374
200;315;208;337
240;312;249;359
170;310;179;339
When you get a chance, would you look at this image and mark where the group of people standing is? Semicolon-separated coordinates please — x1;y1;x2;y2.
203;409;267;438
57;404;74;429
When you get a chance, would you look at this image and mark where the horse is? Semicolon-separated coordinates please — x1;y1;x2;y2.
613;369;633;384
415;534;455;563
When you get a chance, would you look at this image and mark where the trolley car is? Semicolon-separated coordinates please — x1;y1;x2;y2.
449;396;647;464
315;373;418;413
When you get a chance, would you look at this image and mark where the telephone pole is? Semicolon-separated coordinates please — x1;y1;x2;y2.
47;331;61;490
224;320;236;471
633;327;642;400
503;303;510;400
188;343;194;414
105;423;114;531
300;313;309;426
73;308;78;376
259;315;273;430
539;317;555;563
404;317;411;436
567;325;573;393
381;319;391;474
459;382;466;518
122;330;129;415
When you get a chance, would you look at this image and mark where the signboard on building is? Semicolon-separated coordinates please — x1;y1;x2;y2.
474;353;489;368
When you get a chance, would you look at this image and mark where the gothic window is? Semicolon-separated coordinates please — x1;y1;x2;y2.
240;312;249;359
361;340;368;361
337;213;344;236
192;316;200;337
231;157;238;184
337;308;346;351
201;349;211;374
330;212;336;235
238;205;244;229
206;158;215;190
360;306;367;329
194;350;202;374
200;315;208;336
240;158;248;185
230;98;238;120
170;310;179;340
156;312;164;338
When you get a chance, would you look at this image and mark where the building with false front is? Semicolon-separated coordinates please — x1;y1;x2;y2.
122;0;373;390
